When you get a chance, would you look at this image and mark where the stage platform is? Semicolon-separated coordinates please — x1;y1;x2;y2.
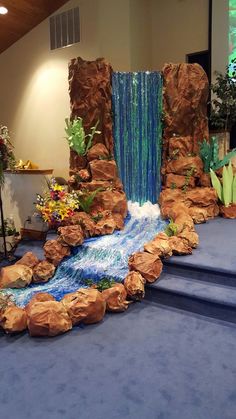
146;217;236;323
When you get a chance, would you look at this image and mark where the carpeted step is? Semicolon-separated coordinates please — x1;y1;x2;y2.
145;271;236;324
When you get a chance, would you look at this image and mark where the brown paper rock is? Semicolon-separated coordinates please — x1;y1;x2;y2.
0;265;33;289
165;173;195;189
87;143;110;161
25;292;56;314
102;283;129;312
15;252;39;269
168;135;193;157
78;169;91;181
178;229;199;248
168;236;193;255
124;271;145;301
174;213;195;233
128;252;163;283
78;179;124;192
68;212;97;237
199;173;211;187
33;261;56;283
220;204;236;219
89;159;118;181
58;225;84;247
61;288;106;325
44;239;71;266
166;156;203;177
187;207;208;224
0;305;27;333
144;232;172;258
92;190;127;218
27;301;72;337
94;211;117;235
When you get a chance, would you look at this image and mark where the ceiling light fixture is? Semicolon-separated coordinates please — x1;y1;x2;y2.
0;6;8;15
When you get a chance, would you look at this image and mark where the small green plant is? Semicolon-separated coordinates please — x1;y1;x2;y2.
84;278;116;292
65;117;101;156
199;137;236;173
164;218;178;237
170;149;179;160
0;292;13;312
210;162;236;207
182;166;195;193
170;182;177;190
77;188;103;214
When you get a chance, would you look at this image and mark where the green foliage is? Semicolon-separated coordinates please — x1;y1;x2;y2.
210;162;236;206
182;166;196;193
77;188;103;214
210;59;236;131
170;182;177;190
164;218;178;237
0;292;13;312
199;137;236;173
65;117;101;156
84;278;116;292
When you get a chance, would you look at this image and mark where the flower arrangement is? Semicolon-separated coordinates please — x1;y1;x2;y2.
36;179;79;228
0;125;15;185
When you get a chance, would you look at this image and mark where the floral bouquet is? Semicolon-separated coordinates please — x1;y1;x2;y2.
36;178;79;228
0;125;15;185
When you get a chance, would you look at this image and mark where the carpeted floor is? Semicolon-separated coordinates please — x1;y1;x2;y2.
1;301;236;419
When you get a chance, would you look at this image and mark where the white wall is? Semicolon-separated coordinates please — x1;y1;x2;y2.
150;0;209;70
0;0;209;230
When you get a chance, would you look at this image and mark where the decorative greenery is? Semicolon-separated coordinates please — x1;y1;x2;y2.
0;292;13;313
164;218;178;237
84;278;116;292
65;117;101;156
199;137;236;173
210;162;236;207
170;182;177;190
36;178;79;227
182;166;196;193
76;188;103;214
210;59;236;131
0;125;15;185
0;219;16;237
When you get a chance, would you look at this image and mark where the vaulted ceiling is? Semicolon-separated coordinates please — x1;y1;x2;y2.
0;0;69;54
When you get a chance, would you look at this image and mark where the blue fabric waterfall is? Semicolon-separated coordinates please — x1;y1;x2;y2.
112;71;163;204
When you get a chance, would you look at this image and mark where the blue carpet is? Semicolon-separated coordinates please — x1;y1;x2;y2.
1;302;236;419
167;217;236;275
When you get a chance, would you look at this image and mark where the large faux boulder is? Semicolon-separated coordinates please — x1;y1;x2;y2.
165;156;203;177
144;232;172;258
124;271;145;301
92;190;127;218
168;135;193;157
25;292;56;314
102;283;129;312
165;173;195;189
168;236;193;255
128;252;163;283
162;63;209;153
0;265;32;289
58;225;84;247
61;288;106;325
33;261;56;284
15;252;39;269
44;239;71;266
89;159;118;181
87;143;110;161
27;301;72;337
0;305;27;333
184;187;218;208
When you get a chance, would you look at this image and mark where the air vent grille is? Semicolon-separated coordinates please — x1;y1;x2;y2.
50;7;80;50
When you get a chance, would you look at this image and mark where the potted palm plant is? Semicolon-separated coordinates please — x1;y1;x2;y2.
210;162;236;218
210;59;236;160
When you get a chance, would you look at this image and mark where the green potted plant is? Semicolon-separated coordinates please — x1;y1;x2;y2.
210;59;236;160
210;161;236;218
0;218;17;251
0;125;15;185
